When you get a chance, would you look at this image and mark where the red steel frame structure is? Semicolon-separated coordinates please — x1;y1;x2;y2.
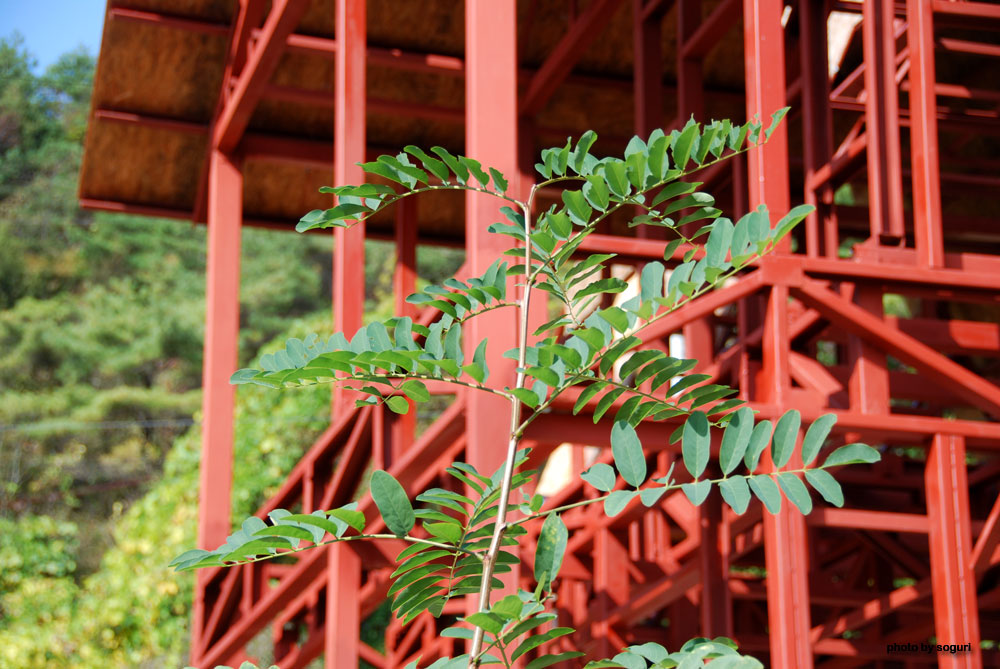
109;1;1000;667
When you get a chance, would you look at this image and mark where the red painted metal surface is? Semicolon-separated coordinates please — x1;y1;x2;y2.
192;148;243;664
175;1;1000;667
333;0;367;414
926;435;982;668
213;0;310;154
520;0;625;116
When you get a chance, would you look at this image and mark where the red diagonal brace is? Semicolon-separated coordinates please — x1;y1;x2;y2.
792;282;1000;418
520;0;624;116
214;0;309;154
972;493;1000;577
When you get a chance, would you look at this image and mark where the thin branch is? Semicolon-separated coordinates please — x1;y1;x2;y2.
510;465;824;527
468;191;538;667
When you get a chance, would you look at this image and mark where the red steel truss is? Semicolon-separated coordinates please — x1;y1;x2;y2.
139;1;1000;667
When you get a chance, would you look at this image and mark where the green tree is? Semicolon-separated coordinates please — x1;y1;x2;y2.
177;119;880;668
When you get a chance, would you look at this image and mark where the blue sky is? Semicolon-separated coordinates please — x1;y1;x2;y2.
1;0;107;70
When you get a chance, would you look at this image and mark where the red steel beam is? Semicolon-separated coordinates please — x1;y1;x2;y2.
520;0;625;117
971;494;1000;577
633;0;665;135
214;0;309;154
198;402;466;666
807;508;929;534
744;5;810;663
891;316;1000;356
792;282;1000;418
192;148;244;663
798;0;836;258
861;0;906;243
325;544;361;668
802;254;1000;294
931;0;1000;21
937;36;1000;58
606;562;701;627
744;0;791;249
699;495;733;637
632;0;664;244
846;287;889;417
92;108;207;135
677;0;705;120
810;579;933;642
465;0;521;609
464;0;519;471
78;197;191;221
391;197;418;461
262;83;464;124
925;434;983;668
332;0;367;413
592;528;631;657
107;6;229;34
907;0;945;268
680;0;740;59
229;1;268;77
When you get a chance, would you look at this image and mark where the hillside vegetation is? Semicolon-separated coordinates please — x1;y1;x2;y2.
0;35;460;666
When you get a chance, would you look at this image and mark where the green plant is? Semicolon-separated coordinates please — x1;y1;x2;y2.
173;115;880;668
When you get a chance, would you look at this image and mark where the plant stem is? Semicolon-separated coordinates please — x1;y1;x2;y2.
468;190;537;667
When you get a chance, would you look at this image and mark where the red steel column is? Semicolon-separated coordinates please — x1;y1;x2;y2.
743;0;789;225
906;0;945;268
862;0;905;244
193;148;243;660
634;0;665;241
926;434;982;668
798;0;835;258
698;494;733;637
464;0;520;617
593;528;630;658
759;284;812;669
392;196;418;460
677;0;713;366
464;0;519;476
333;0;367;412
634;0;664;136
325;543;361;668
744;3;810;667
847;288;889;417
678;0;705;121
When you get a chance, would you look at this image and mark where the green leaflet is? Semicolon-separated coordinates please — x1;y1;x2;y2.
604;490;638;517
801;413;836;465
804;468;844;507
776;472;813;514
370;470;415;537
770;409;801;468
611;421;646;487
822;443;880;467
681;479;712;506
718;476;751;514
682;411;710;478
719;406;753;475
581;462;616;492
747;475;781;513
534;513;568;591
743;420;773;472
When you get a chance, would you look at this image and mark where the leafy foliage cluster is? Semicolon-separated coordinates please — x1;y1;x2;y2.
0;315;336;668
178;114;880;668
